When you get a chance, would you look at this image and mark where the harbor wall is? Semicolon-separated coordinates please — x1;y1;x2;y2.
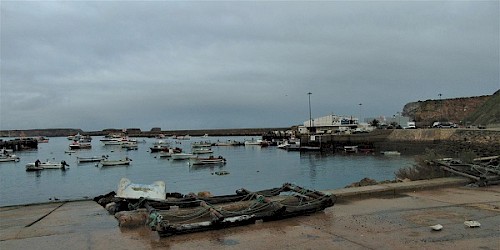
300;129;500;156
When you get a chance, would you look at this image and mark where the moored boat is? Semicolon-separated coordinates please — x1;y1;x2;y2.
77;155;107;163
192;148;213;154
191;141;212;148
26;160;68;171
190;156;226;165
214;140;244;146
171;153;195;160
0;154;20;162
100;157;132;166
381;151;401;156
121;142;138;150
69;140;92;149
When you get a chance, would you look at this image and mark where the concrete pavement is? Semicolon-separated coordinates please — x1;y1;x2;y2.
1;177;499;249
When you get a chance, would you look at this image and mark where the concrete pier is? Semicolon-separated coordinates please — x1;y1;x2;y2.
1;177;499;250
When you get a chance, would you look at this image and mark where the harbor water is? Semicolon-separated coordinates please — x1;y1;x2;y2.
0;136;416;207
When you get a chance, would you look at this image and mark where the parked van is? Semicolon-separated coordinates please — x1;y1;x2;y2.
406;122;416;129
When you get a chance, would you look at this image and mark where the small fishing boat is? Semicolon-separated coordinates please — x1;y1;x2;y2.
0;154;20;162
190;156;226;165
192;148;213;154
343;146;358;154
101;158;131;166
36;136;49;143
381;151;401;156
69;140;92;149
158;148;182;158
121;142;138;150
171;153;195;160
77;155;107;163
214;140;243;146
191;141;212;148
25;160;69;171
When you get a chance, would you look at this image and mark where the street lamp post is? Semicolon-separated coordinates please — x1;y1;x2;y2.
438;93;442;122
308;92;312;133
358;103;362;124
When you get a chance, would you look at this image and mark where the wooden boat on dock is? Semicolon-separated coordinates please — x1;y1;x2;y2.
95;183;335;237
149;183;333;236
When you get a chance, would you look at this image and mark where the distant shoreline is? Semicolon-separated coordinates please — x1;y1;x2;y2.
0;127;292;138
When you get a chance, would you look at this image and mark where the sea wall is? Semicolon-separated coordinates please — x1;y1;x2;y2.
300;129;500;157
387;129;500;143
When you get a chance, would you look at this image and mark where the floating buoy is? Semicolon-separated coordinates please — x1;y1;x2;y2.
464;220;480;228
215;171;229;176
430;224;443;231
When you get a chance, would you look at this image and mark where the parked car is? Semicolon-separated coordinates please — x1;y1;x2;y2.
432;122;457;128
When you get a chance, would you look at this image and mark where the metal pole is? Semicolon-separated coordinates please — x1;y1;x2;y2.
358;103;362;124
438;93;442;121
308;92;312;133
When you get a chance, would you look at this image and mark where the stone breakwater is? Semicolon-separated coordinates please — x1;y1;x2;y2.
300;129;499;157
388;128;500;143
381;129;500;156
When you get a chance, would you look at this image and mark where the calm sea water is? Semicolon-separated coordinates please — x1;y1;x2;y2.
0;136;415;206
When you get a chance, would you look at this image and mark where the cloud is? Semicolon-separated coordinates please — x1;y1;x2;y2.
1;1;498;130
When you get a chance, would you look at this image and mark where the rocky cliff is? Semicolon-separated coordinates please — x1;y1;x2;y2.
402;90;499;127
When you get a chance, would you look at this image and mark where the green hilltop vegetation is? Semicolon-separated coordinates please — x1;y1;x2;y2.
466;90;500;126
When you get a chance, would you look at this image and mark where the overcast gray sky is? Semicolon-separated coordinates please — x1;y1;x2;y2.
1;1;499;131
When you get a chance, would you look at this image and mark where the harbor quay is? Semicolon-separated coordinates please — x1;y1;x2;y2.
1;177;499;250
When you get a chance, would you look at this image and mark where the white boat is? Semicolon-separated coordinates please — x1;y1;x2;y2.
36;136;49;143
25;160;68;171
244;139;263;145
121;142;138;150
343;146;358;154
192;148;213;154
0;154;20;162
277;139;300;150
69;141;92;149
244;139;269;147
101;137;129;145
116;178;166;201
191;141;212;148
381;151;401;156
214;140;243;146
190;156;227;165
171;153;195;160
175;135;191;140
101;158;131;166
67;133;80;140
77;155;107;163
150;144;170;152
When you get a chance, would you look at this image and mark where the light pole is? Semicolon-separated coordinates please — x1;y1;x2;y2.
358;103;362;124
308;92;312;133
438;93;442;122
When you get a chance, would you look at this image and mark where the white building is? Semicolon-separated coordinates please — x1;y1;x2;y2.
298;114;359;134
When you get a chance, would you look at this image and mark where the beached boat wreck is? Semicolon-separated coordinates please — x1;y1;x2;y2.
94;181;335;237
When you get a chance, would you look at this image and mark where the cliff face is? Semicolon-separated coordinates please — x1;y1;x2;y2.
402;92;497;127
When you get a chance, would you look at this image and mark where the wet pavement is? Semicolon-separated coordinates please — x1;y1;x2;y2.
1;177;499;250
